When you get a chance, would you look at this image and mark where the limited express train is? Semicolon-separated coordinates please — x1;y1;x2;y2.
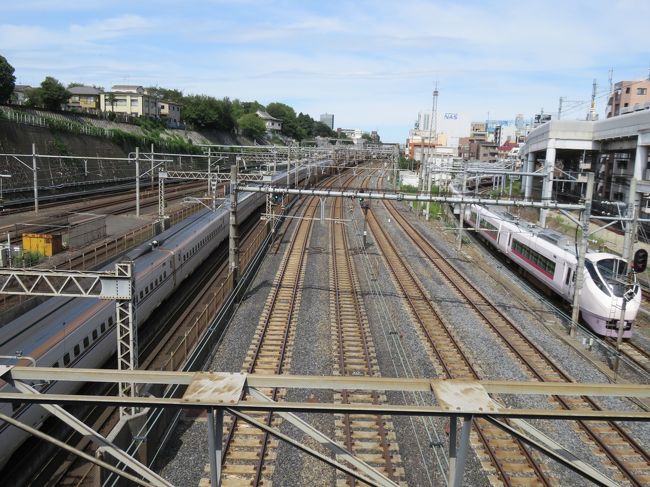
0;159;329;471
462;203;641;338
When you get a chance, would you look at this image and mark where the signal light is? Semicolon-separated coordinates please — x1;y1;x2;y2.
633;249;648;273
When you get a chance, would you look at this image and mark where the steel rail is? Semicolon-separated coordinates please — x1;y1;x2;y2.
382;198;650;486
365;205;550;486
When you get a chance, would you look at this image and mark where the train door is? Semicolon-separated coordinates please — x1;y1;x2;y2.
564;263;575;298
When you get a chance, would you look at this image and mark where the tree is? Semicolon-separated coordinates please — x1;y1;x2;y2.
146;86;184;103
266;102;306;140
232;99;265;119
237;113;266;139
36;76;71;111
296;112;315;137
182;95;236;132
0;55;16;104
107;92;116;113
313;121;336;137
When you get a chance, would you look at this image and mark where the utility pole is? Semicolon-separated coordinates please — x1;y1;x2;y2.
558;97;564;120
570;173;594;336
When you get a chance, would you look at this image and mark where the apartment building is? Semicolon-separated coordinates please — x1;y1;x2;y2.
100;85;159;118
606;80;650;118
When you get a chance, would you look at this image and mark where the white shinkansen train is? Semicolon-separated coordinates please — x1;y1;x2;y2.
462;204;641;338
0;160;329;471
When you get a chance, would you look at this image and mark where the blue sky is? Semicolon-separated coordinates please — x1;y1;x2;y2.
2;0;649;143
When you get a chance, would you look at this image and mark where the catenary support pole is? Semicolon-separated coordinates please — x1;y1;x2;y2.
452;415;473;487
447;416;458;485
570;173;594;337
32;143;38;214
615;178;638;371
207;147;212;196
457;166;467;251
425;161;433;221
229;164;239;282
158;171;166;229
207;407;223;487
135;147;140;217
539;139;556;227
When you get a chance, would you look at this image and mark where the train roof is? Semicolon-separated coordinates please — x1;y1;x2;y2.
489;209;574;249
482;206;626;261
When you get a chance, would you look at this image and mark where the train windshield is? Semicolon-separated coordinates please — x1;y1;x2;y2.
594;258;629;298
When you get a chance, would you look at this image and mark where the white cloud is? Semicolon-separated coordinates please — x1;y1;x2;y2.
3;1;650;142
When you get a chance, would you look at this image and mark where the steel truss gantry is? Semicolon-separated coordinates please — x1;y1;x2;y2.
0;263;138;418
157;169;275;222
0;367;647;487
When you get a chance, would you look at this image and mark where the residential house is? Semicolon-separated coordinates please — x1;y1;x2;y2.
256;110;282;132
11;85;32;105
100;85;159;118
67;86;101;113
158;100;182;127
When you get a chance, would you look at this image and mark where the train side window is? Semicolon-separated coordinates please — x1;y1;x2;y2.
565;269;572;285
140;291;144;299
101;322;106;333
83;337;89;348
52;361;59;367
108;317;113;326
164;271;167;278
92;330;98;340
63;353;70;366
73;345;80;356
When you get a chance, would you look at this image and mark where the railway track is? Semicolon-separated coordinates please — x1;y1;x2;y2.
0;181;208;242
218;190;320;485
20;215;266;486
365;206;551;486
216;172;371;485
379;198;650;486
329;182;405;485
607;338;650;375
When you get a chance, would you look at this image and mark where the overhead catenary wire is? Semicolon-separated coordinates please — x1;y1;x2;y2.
348;172;456;485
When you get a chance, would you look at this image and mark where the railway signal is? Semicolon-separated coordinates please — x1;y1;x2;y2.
633;248;648;273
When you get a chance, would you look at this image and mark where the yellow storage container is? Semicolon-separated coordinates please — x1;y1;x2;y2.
22;233;63;257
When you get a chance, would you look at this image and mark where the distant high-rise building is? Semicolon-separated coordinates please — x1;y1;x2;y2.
320;113;334;129
417;111;431;132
